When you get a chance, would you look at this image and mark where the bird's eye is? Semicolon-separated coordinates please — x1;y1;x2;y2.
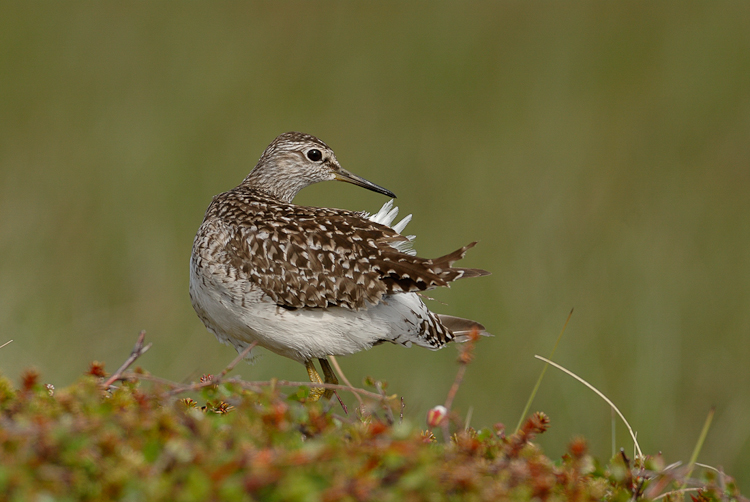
306;149;323;162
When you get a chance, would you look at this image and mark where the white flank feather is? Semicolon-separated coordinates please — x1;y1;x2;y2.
363;200;417;256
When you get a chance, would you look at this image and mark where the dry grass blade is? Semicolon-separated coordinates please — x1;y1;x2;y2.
652;487;701;500
515;308;573;433
534;355;643;458
694;462;721;474
0;340;13;350
464;406;473;432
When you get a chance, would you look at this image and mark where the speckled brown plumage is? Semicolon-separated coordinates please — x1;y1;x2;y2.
189;132;489;399
199;187;487;311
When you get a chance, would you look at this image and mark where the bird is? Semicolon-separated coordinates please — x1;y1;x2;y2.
189;132;490;400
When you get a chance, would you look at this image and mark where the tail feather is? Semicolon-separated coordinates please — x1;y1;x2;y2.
438;314;492;341
429;242;491;282
455;267;491;280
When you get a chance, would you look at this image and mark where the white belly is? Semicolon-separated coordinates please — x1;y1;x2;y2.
190;258;436;363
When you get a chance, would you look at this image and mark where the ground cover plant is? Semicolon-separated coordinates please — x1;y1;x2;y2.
0;332;744;501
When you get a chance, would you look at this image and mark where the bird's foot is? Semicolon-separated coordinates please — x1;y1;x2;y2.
305;360;326;401
304;358;339;401
318;358;338;400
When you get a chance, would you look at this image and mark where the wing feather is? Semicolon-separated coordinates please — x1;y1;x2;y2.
211;188;488;310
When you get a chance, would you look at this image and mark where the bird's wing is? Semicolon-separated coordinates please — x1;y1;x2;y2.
223;204;488;310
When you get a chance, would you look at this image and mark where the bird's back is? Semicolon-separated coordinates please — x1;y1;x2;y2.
189;131;489;368
193;186;488;312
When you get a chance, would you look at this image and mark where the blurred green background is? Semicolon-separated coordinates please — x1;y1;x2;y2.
2;1;749;489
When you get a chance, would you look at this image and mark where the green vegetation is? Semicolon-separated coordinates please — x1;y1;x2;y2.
0;335;743;501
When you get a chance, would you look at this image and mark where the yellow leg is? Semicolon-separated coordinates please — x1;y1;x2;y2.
318;358;338;399
305;360;325;401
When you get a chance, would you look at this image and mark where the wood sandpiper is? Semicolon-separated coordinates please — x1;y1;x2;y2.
190;132;489;400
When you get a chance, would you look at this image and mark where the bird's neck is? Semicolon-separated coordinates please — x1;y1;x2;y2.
241;166;306;204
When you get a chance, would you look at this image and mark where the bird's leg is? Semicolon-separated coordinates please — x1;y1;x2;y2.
318;358;338;400
305;360;325;401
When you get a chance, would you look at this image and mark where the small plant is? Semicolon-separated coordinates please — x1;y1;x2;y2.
0;331;744;501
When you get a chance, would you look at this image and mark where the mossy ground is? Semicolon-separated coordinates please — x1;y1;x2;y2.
0;358;743;502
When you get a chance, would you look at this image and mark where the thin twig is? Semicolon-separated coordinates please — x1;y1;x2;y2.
162;342;258;397
236;379;394;402
333;392;348;414
329;355;364;409
103;331;152;388
437;328;481;443
440;417;451;444
444;363;467;412
375;381;395;424
0;339;13;350
219;342;258;379
106;335;396;407
118;372;185;387
442;369;463;441
165;376;225;397
119;371;393;402
444;327;480;412
534;355;643;458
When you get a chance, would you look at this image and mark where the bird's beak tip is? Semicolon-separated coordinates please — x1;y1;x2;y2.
334;170;395;198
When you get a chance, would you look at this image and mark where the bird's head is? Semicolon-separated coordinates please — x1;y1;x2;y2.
242;132;395;203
